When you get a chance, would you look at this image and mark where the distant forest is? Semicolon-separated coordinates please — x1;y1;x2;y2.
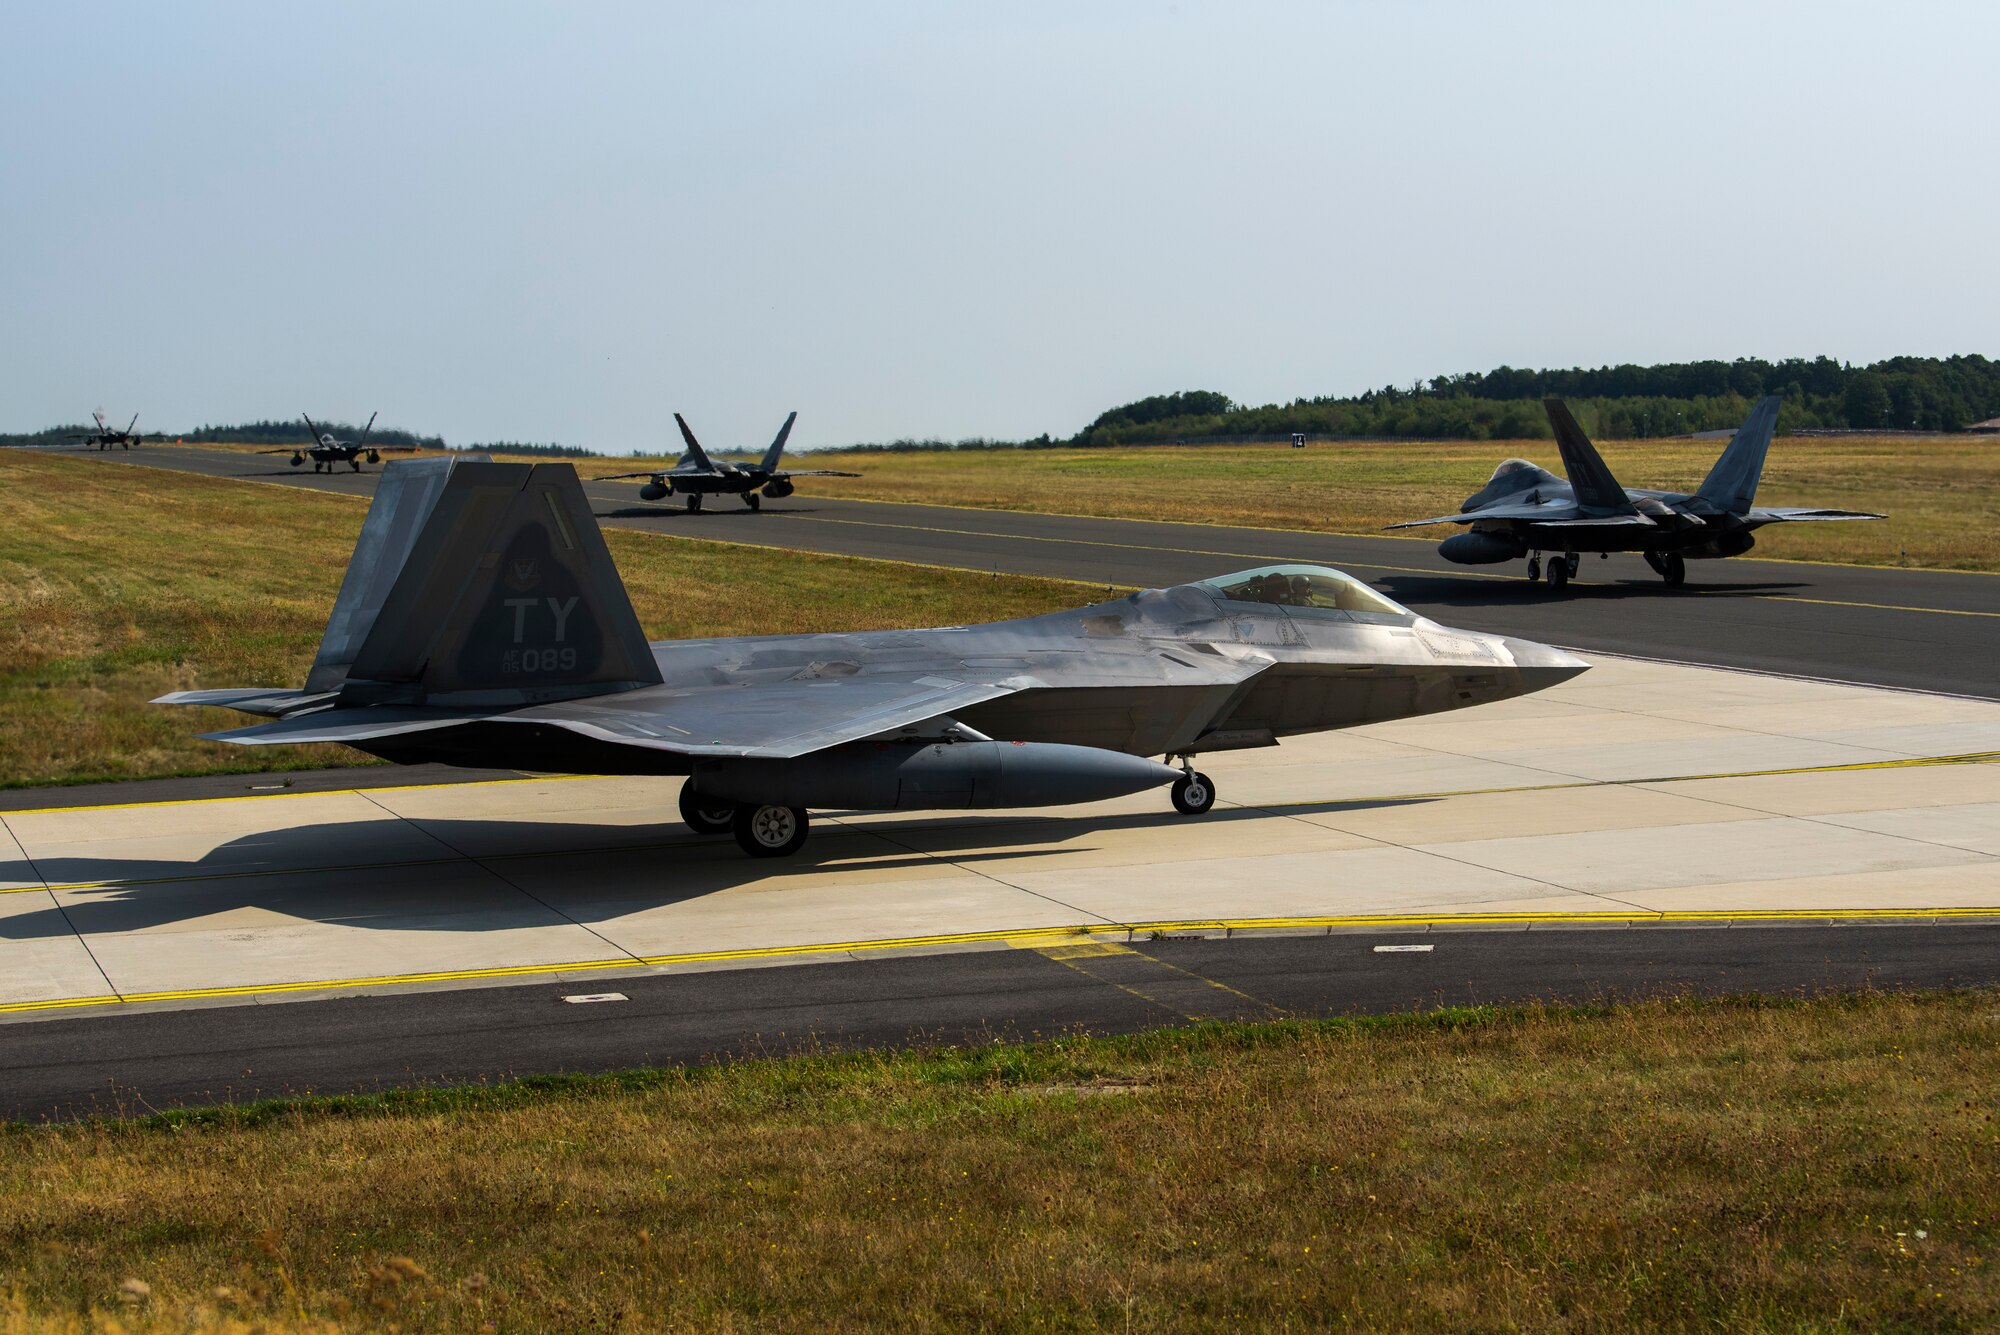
6;355;1996;452
841;354;2000;451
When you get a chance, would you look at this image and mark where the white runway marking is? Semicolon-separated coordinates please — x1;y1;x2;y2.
561;993;629;1004
1373;944;1436;954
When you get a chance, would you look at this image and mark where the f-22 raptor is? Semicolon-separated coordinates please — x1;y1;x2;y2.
159;457;1586;858
595;412;858;511
69;410;148;450
1389;397;1885;589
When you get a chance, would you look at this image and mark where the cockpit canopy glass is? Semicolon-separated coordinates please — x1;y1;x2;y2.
1199;565;1411;616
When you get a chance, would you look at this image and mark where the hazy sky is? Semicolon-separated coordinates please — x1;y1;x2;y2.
4;2;1993;450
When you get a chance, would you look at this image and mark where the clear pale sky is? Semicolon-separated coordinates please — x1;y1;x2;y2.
3;2;1993;451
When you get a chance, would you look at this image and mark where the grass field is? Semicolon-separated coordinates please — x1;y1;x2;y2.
3;991;1996;1331
788;435;2000;572
0;451;1083;788
179;433;2000;570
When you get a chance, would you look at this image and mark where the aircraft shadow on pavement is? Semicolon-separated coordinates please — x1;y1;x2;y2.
1376;574;1811;608
0;800;1430;940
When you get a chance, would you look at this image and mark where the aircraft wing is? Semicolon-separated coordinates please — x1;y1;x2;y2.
1530;514;1659;529
1747;506;1887;523
1385;499;1586;529
591;471;668;481
775;469;863;478
197;674;1036;760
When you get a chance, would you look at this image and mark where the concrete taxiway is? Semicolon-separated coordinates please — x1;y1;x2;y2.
59;444;2000;698
4;656;1996;1035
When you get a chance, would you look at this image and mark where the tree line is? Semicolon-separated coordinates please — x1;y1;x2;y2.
1067;355;1999;445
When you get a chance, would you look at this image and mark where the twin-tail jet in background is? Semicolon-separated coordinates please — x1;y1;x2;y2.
69;410;150;450
158;456;1587;859
595;412;859;511
1388;396;1885;589
265;412;413;473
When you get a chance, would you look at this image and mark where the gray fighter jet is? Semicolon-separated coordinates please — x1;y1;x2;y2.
68;410;149;450
594;412;858;511
157;457;1587;857
263;412;416;473
1388;396;1885;589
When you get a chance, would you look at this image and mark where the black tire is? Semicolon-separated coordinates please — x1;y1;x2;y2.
746;493;761;511
1171;771;1216;815
1546;560;1568;591
350;459;361;472
677;784;736;834
734;804;809;858
686;495;701;512
1525;556;1541;583
1663;553;1686;587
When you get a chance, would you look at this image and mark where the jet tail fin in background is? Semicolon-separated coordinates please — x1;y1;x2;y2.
1543;399;1633;513
1695;395;1781;515
673;414;717;472
305;458;661;704
758;412;799;473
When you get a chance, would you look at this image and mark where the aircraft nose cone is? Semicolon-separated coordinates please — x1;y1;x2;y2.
1502;637;1591;692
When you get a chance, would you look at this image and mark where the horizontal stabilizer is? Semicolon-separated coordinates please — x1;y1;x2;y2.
153;688;336;718
1747;506;1886;523
1386;499;1585;529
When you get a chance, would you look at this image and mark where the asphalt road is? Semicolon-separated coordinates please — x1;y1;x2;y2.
57;444;1999;698
7;923;1996;1123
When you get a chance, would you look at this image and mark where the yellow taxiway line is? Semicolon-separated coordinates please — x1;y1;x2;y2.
7;906;1997;1017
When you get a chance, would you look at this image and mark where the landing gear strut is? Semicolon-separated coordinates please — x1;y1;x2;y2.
1169;758;1216;815
686;494;703;513
1544;551;1578;591
1644;551;1687;587
744;493;761;511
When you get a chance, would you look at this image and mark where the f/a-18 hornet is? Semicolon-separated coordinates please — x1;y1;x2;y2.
595;411;858;511
158;457;1586;858
1388;396;1884;589
69;410;149;450
265;412;409;473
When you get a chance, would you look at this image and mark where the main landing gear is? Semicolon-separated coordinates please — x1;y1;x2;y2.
1644;551;1687;587
680;785;812;857
743;493;761;511
685;494;703;513
1169;759;1216;815
1528;551;1580;591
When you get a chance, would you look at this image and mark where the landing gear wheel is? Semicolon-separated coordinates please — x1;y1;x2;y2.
678;784;736;834
686;495;702;512
1646;551;1687;587
746;493;761;511
1525;555;1541;582
350;459;362;472
1171;771;1216;815
1545;559;1568;591
734;803;809;858
1565;552;1581;578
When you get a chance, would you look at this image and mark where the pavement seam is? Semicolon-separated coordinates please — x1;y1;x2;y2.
821;814;1121;927
0;811;122;1004
351;791;650;970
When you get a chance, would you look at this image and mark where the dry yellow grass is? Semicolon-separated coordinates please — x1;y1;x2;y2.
786;435;2000;572
0;451;1083;787
2;993;1996;1330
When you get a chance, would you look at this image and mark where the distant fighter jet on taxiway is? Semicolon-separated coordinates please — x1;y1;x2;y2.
69;410;149;450
594;412;858;511
264;412;419;473
1388;396;1885;589
158;456;1586;858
